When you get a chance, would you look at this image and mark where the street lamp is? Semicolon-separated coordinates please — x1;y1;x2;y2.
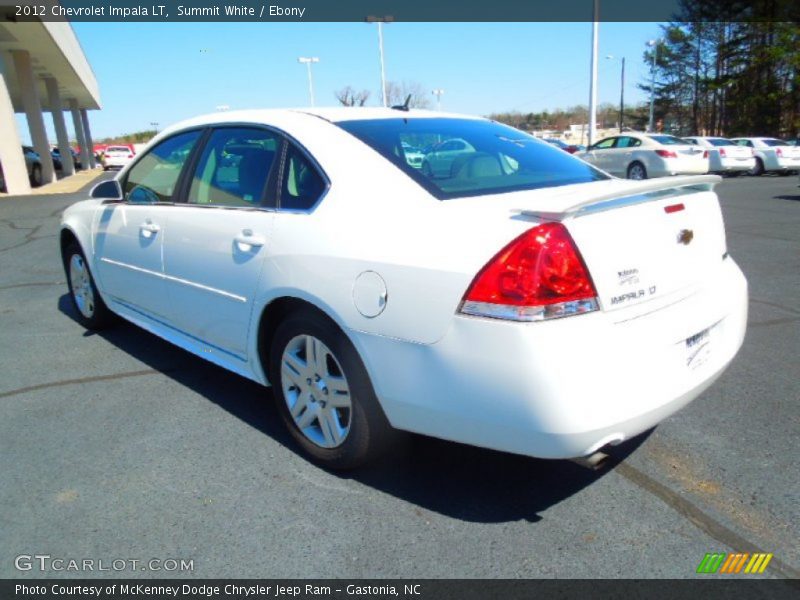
366;16;393;107
150;121;159;133
606;55;625;133
646;39;662;132
432;88;444;111
297;56;319;107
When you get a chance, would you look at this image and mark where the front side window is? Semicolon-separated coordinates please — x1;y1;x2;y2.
338;118;608;200
124;131;201;204
188;128;279;207
279;145;326;211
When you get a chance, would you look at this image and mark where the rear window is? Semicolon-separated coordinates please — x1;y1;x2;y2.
107;146;131;153
707;138;735;147
761;139;789;147
647;135;686;146
337;118;608;200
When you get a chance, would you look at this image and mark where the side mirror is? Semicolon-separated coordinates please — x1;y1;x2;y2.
91;180;123;202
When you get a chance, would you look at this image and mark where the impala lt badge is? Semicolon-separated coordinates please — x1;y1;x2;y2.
678;229;694;245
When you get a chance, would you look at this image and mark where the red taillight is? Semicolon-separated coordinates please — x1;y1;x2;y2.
128;154;134;158
751;148;755;156
460;222;599;322
703;150;709;158
776;147;783;158
655;149;678;159
664;203;685;214
719;148;726;157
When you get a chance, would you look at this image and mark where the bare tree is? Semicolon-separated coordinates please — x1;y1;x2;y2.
335;86;371;107
384;81;431;108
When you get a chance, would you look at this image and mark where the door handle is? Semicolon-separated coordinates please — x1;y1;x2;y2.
234;229;266;251
139;220;160;237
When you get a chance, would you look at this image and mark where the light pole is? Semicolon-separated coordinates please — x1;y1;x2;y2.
606;55;625;132
647;39;661;132
432;88;444;111
297;56;319;107
367;16;393;107
150;121;159;133
588;0;599;147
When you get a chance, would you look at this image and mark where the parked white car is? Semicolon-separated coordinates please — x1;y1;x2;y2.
101;145;135;170
60;108;747;469
729;137;800;175
578;133;709;179
682;136;755;175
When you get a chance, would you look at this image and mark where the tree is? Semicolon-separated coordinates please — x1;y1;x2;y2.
334;86;371;107
384;81;431;108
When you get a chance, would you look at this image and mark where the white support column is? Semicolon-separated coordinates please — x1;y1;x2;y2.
80;109;96;168
0;54;31;195
45;77;74;176
69;98;90;170
12;50;56;185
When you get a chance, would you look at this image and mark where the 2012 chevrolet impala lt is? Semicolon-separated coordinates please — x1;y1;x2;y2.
60;108;748;469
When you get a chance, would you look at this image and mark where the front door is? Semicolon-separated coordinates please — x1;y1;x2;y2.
94;130;202;319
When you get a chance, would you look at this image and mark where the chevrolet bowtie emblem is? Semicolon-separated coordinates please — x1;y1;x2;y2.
678;229;694;245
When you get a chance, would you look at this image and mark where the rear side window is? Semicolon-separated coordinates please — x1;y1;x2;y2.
337;118;607;200
124;131;201;204
279;144;326;211
616;137;641;148
707;138;734;147
188;128;279;207
761;139;789;147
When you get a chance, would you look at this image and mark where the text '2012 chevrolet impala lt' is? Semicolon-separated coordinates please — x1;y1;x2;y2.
60;108;748;469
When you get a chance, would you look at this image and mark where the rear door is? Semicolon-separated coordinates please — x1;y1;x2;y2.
161;126;280;359
94;130;202;319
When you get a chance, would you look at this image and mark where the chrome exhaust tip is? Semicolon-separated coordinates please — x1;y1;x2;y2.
570;451;611;471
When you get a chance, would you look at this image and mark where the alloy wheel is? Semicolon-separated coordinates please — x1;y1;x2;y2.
69;254;95;319
280;334;352;449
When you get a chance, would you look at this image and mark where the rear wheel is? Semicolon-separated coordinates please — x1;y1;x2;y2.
627;162;647;180
269;309;397;469
63;242;114;330
749;158;764;176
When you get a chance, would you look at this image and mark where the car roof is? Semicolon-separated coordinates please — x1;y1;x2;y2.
161;107;483;135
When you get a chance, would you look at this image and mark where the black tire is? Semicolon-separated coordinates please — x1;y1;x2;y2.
421;161;433;178
269;309;397;470
627;161;647;180
749;158;764;176
62;242;115;330
30;163;42;187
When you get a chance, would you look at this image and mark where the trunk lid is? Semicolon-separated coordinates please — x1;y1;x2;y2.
518;175;727;313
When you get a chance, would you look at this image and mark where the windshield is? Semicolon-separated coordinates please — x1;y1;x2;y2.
761;139;789;147
337;118;608;200
648;135;687;146
707;138;735;147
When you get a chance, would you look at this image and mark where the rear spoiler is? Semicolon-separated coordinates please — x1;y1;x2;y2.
517;175;722;221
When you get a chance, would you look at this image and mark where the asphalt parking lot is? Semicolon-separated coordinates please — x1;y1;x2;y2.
0;173;798;579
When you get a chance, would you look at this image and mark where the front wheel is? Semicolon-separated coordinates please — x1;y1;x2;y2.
30;164;42;186
627;162;647;180
63;242;115;330
269;309;397;469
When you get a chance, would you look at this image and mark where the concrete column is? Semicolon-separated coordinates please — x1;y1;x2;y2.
69;98;90;170
80;109;96;169
11;50;56;185
0;55;31;195
44;77;74;176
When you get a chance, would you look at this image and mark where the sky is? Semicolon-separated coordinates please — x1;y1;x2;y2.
19;21;666;142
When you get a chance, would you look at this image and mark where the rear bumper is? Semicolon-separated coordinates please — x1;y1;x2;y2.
355;257;747;459
774;158;800;171
717;157;755;172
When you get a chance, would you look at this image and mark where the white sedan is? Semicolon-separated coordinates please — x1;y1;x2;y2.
578;133;709;179
60;108;747;469
729;137;800;175
101;145;135;170
682;136;755;175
